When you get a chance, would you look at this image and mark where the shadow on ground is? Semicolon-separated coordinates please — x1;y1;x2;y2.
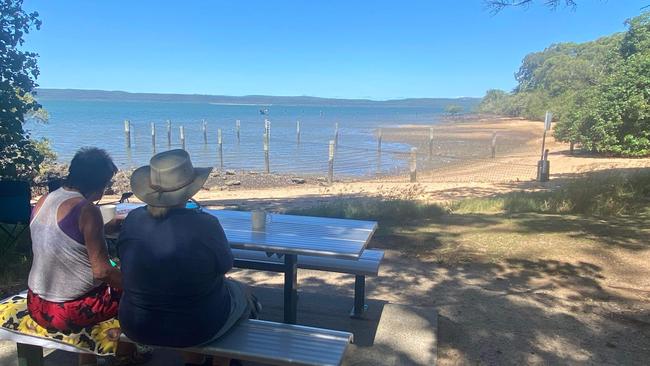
2;176;650;365
229;246;650;365
201;189;650;365
378;255;650;365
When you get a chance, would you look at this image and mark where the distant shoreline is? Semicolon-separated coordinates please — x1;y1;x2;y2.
35;88;482;109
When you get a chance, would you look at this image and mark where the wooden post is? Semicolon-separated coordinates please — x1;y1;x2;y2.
334;122;339;148
328;140;335;184
541;112;552;161
570;141;575;155
410;147;417;183
377;128;382;153
428;127;434;160
202;119;207;144
296;120;301;144
376;150;382;175
218;128;223;169
166;120;172;147
491;132;497;159
180;125;185;150
264;119;271;138
538;112;553;181
151;122;156;152
236;120;241;143
124;120;131;149
263;132;270;173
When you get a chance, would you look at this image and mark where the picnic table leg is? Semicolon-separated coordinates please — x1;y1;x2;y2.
284;254;298;324
16;343;43;366
351;275;367;318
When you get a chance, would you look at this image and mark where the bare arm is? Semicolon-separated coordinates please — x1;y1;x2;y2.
80;203;122;289
104;217;124;236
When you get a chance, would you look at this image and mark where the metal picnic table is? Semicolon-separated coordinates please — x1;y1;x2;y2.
115;203;378;324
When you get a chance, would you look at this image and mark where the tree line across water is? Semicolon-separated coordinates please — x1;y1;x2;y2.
479;12;650;157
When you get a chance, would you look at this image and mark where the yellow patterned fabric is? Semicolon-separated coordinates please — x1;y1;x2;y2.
0;294;120;355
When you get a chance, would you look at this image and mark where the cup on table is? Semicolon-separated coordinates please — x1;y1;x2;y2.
115;207;130;219
99;204;116;224
251;210;267;231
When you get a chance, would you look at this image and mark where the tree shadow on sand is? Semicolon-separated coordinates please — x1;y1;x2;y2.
228;250;650;365
285;254;649;365
194;172;650;365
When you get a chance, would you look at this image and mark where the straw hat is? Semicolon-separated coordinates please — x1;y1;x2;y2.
130;149;212;207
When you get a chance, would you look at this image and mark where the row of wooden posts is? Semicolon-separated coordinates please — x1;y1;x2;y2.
124;120;499;184
124;119;298;148
379;128;498;182
124;118;290;176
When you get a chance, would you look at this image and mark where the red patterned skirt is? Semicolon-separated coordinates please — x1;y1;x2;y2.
27;284;122;334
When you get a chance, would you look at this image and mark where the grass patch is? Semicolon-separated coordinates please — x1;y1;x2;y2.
453;169;650;216
287;169;650;260
288;198;447;255
288;198;446;228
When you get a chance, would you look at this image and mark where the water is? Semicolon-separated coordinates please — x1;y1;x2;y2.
26;99;445;177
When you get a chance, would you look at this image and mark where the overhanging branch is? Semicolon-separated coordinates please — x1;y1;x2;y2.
486;0;577;14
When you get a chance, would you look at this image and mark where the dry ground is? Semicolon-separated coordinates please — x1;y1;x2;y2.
3;117;650;365
225;208;650;365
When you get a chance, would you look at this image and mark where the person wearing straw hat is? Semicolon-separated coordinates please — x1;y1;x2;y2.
117;149;257;366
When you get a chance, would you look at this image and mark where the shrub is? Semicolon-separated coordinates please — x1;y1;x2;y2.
453;169;650;216
288;198;446;226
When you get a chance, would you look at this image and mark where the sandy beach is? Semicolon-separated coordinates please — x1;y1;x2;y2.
78;116;650;209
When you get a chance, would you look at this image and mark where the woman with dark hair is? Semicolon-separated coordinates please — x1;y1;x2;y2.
27;147;143;365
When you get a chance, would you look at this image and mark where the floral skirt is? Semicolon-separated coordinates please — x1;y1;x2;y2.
0;292;121;355
27;284;121;334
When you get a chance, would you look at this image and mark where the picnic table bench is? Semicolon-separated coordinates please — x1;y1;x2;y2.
115;204;383;323
232;248;384;318
1;206;379;365
3;317;352;366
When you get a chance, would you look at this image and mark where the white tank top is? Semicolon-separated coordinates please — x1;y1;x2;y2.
28;188;102;302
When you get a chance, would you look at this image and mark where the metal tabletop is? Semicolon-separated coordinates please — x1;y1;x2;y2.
115;203;378;324
117;203;377;260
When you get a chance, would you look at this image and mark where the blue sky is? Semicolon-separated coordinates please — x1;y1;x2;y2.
24;0;648;100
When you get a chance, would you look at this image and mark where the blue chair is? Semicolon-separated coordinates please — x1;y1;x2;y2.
0;181;31;249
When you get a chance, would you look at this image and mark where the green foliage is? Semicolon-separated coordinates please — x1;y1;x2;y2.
478;89;509;114
478;12;650;156
33;138;56;168
0;0;45;181
445;104;464;115
569;43;650;155
621;12;650;58
287;198;446;227
453;169;650;217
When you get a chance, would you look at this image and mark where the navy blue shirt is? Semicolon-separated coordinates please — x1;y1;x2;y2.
117;207;233;347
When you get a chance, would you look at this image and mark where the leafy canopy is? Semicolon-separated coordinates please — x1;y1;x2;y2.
0;0;45;180
478;12;650;156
